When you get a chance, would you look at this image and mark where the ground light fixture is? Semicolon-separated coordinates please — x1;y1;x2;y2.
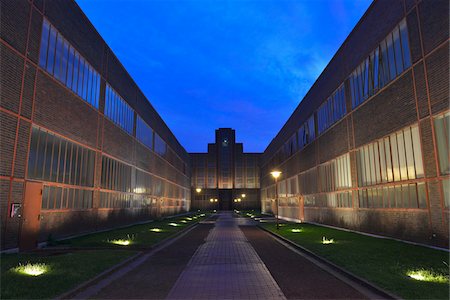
150;228;162;232
109;239;131;246
180;220;188;223
12;263;49;276
168;223;179;226
270;170;282;230
406;270;449;283
322;237;334;244
291;229;302;233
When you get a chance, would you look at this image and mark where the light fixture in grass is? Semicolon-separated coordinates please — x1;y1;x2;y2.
407;270;449;283
150;228;162;232
168;222;179;227
322;237;334;244
108;234;134;246
12;263;49;276
180;220;188;223
185;217;193;221
291;229;302;233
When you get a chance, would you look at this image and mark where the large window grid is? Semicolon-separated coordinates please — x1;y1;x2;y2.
105;84;134;134
349;19;411;108
39;19;100;108
317;84;346;134
298;115;316;150
358;182;426;209
28;127;95;187
433;112;450;175
356;124;424;187
319;153;352;192
42;185;92;210
136;116;153;150
304;192;352;208
100;156;132;193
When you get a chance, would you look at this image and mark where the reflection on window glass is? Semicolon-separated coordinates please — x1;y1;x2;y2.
39;18;100;108
27;126;95;187
350;19;411;108
104;84;134;134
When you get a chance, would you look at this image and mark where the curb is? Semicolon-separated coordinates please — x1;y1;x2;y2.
258;225;401;300
54;218;210;300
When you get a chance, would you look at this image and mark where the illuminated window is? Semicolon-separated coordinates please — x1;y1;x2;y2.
433;112;450;175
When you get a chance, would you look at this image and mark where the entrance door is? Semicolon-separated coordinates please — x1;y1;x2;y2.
19;182;43;251
218;189;232;211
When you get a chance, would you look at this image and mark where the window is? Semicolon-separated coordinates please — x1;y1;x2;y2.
304;192;352;208
317;84;346;134
28;127;95;187
433;112;450;175
356;124;423;186
358;182;426;209
298;115;316;149
154;133;167;156
105;84;134;134
39;19;100;108
319;153;352;192
100;156;132;192
136;116;153;149
42;186;92;210
349;19;411;108
298;167;318;195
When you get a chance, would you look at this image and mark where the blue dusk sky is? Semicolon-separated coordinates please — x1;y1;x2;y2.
76;0;372;153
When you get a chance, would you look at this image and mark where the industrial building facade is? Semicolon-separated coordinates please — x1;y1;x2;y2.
190;128;260;211
0;0;448;251
1;0;191;250
260;0;449;247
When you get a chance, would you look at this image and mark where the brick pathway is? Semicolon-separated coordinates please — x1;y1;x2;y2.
167;212;286;300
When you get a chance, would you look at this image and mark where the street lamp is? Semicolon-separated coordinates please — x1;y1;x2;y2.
195;188;202;193
270;171;281;230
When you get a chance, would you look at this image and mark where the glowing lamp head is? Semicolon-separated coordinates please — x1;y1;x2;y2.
110;239;131;246
210;198;214;202
214;199;218;202
270;171;281;179
150;228;162;232
168;222;179;226
291;229;302;233
195;188;202;193
241;194;246;198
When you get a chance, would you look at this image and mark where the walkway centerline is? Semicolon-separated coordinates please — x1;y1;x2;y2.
167;212;286;300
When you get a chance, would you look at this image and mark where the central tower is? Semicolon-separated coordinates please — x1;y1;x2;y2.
190;128;261;210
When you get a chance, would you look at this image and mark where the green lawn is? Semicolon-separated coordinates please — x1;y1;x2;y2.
65;213;209;248
1;250;135;299
261;222;449;299
1;212;210;299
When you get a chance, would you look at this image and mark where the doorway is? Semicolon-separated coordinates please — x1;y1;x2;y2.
19;181;43;251
218;189;232;210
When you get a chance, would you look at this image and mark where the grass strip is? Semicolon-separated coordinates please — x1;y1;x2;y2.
261;222;449;300
1;250;135;299
61;212;209;248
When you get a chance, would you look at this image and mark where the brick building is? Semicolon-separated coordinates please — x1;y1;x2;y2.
1;0;448;251
190;128;260;211
1;0;191;250
259;0;449;247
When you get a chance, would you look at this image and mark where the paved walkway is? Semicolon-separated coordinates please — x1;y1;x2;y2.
166;212;286;300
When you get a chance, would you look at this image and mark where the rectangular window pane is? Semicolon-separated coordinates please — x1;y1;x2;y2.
46;26;57;74
39;20;50;68
411;125;424;177
399;19;411;69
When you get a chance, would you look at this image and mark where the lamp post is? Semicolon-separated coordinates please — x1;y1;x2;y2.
195;188;202;210
270;171;281;230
